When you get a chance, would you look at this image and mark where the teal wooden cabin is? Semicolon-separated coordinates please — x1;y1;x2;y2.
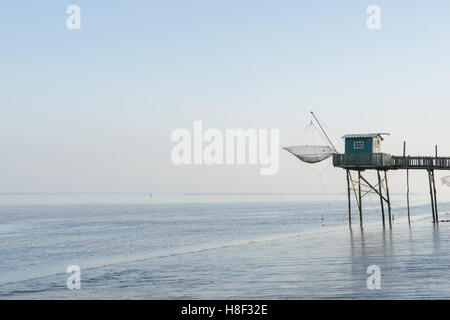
343;133;385;154
333;133;392;169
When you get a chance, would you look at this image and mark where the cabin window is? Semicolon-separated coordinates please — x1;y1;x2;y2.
353;141;364;150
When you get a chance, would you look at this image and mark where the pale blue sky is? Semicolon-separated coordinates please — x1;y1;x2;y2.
1;1;450;199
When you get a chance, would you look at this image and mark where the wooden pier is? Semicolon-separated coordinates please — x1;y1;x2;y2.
334;153;450;171
284;114;449;229
333;152;450;228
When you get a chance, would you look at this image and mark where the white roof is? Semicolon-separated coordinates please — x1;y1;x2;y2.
342;133;389;139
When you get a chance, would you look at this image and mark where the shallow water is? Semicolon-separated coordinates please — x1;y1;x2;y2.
1;198;450;299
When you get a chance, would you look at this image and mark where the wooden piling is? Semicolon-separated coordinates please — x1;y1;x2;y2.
384;170;392;227
428;169;436;223
432;170;439;223
346;169;352;226
404;142;411;225
407;165;410;224
434;146;439;222
358;170;363;227
377;170;386;228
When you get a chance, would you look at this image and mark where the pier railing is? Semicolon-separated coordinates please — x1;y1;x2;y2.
392;156;450;169
333;153;450;170
333;153;393;169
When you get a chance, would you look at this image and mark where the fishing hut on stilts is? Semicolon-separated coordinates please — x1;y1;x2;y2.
284;112;450;228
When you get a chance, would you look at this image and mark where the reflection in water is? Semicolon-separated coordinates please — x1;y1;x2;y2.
408;226;415;256
349;225;394;275
360;227;366;258
433;223;441;257
344;218;450;298
2;201;450;299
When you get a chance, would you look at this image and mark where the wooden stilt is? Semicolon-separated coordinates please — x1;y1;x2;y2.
346;169;352;226
434;146;439;223
428;169;436;223
404;142;411;225
358;170;363;227
432;170;439;223
407;165;410;224
377;170;385;228
384;170;392;227
349;171;360;213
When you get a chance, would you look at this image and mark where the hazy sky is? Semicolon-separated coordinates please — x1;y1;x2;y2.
1;1;450;200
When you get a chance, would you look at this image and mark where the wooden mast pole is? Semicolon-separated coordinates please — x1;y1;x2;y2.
310;111;338;153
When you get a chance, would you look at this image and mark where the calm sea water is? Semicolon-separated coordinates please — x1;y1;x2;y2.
1;196;450;299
